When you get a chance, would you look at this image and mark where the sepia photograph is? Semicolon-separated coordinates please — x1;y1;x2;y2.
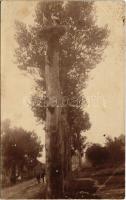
1;0;125;199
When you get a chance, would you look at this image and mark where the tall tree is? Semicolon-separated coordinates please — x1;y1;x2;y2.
1;120;43;183
15;1;108;197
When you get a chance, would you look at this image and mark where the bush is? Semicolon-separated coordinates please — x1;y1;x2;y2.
85;144;109;166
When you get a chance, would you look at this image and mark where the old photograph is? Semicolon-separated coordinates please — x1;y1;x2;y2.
1;0;125;199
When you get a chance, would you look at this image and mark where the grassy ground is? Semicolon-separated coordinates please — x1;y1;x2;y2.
78;165;125;199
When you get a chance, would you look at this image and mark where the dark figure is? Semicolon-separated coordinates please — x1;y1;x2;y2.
34;162;45;184
41;168;45;183
36;173;41;184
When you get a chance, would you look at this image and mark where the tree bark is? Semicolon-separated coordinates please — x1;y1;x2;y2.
45;38;64;198
62;111;72;180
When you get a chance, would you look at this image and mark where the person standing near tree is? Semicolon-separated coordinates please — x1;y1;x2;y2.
34;162;45;184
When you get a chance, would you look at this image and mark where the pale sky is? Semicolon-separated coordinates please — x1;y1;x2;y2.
1;1;125;161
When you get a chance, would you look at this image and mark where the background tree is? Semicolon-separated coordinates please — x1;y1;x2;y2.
85;134;125;167
85;143;109;166
105;134;125;165
1;120;43;184
15;0;108;192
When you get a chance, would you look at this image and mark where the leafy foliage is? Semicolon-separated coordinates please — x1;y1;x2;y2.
85;135;125;166
105;135;125;165
86;144;109;166
1;120;43;172
15;1;108;154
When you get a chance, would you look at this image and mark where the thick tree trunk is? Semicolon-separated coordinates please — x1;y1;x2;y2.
77;133;82;172
62;112;72;180
66;128;72;179
45;38;64;198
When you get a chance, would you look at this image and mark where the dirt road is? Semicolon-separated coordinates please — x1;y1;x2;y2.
1;179;46;199
1;176;125;199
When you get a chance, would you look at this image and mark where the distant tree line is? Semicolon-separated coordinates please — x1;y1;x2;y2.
85;134;125;167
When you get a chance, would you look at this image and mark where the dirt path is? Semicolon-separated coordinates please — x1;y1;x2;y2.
1;179;46;199
1;176;125;199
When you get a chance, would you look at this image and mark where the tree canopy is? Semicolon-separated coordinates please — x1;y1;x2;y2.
85;134;125;166
1;119;43;172
105;135;125;165
85;144;109;166
15;1;108;154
